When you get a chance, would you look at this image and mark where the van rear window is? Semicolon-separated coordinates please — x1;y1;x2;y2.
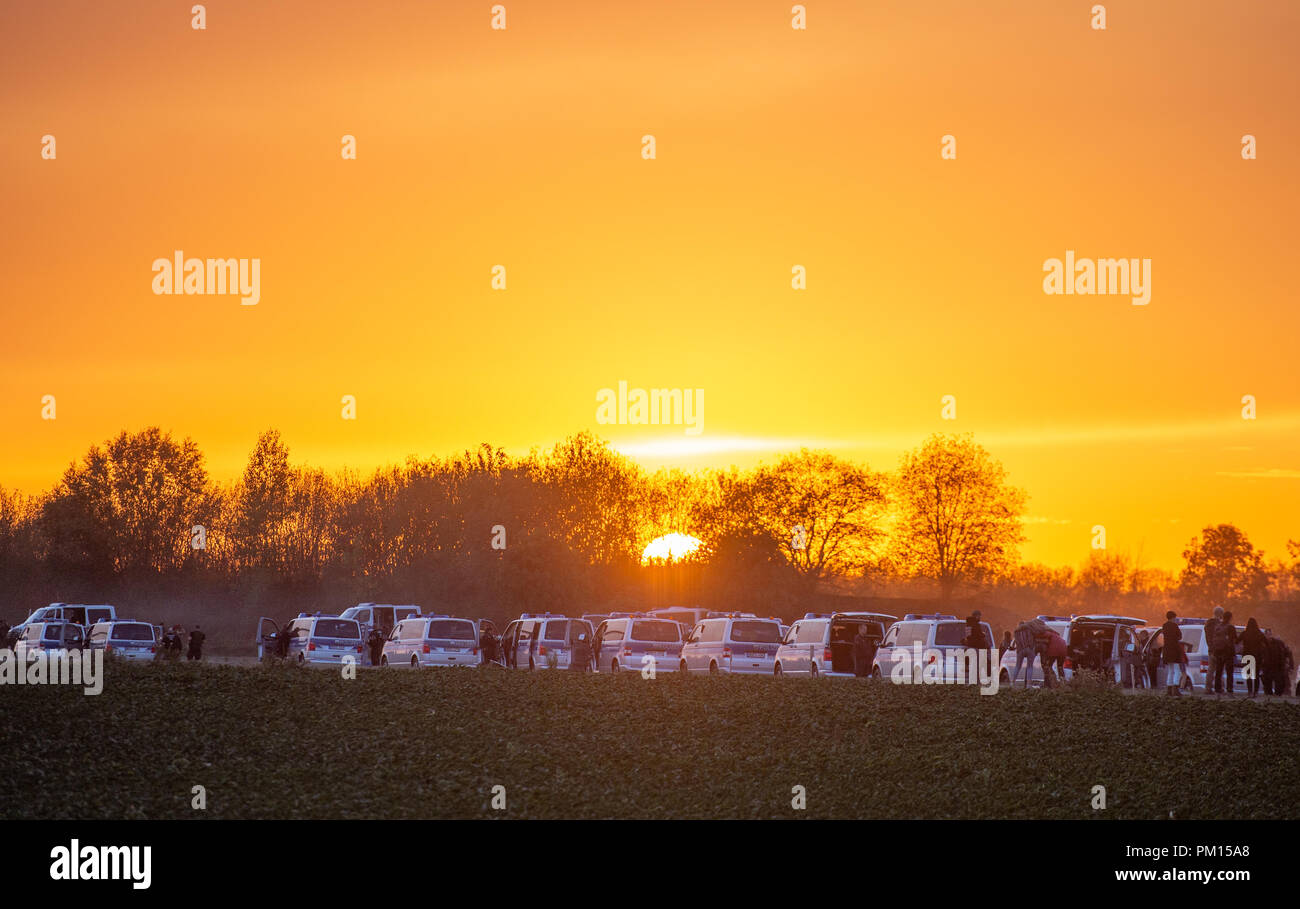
730;621;781;644
631;621;681;643
427;620;475;641
934;623;968;646
314;620;360;639
543;620;569;640
111;624;155;642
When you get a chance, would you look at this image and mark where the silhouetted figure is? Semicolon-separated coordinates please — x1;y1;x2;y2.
1160;611;1183;696
187;626;205;661
367;627;385;666
852;626;876;678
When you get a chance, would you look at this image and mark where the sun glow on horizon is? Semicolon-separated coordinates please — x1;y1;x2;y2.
641;533;703;564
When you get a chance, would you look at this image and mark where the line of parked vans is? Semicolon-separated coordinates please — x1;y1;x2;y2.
6;601;1282;695
6;603;164;662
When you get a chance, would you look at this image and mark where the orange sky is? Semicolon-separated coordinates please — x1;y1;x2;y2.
2;0;1298;570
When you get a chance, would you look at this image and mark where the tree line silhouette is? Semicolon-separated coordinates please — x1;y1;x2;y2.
1;428;1296;640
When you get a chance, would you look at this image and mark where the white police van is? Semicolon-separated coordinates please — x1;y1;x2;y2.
775;612;897;678
872;614;997;682
679;614;783;675
1065;614;1146;685
11;603;117;639
86;620;158;661
382;615;480;668
14;620;86;658
499;614;596;670
593;615;683;673
279;614;364;666
338;603;420;640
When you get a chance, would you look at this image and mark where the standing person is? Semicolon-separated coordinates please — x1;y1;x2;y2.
852;625;876;678
571;632;592;672
1159;611;1183;696
1041;628;1068;688
999;631;1013;658
1203;606;1225;693
962;616;990;686
366;626;385;667
479;627;498;666
1011;622;1038;689
1240;618;1266;698
186;625;205;661
1211;610;1237;695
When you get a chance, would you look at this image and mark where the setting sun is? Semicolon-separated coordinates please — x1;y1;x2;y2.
641;533;702;564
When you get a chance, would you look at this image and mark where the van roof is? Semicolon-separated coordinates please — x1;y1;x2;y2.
1073;614;1145;625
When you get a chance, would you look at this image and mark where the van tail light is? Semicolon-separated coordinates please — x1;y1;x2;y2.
722;646;731;659
422;644;431;654
623;647;632;657
105;644;113;652
149;646;155;653
1063;659;1072;669
823;648;833;663
472;647;478;656
355;645;363;653
307;642;316;651
928;654;936;664
538;645;547;656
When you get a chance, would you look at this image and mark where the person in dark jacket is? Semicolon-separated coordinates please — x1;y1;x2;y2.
1160;611;1184;696
1211;610;1238;695
962;617;990;686
1240;618;1266;698
999;631;1012;658
1041;628;1068;687
852;626;876;678
1203;606;1224;693
366;627;385;666
186;625;205;661
571;632;593;672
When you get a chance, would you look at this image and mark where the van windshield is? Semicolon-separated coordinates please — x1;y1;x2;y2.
730;621;781;643
631;621;681;643
427;620;475;641
111;624;155;642
314;620;360;639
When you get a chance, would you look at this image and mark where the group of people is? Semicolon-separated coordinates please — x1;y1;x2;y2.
997;607;1296;697
1148;607;1293;697
1004;617;1070;687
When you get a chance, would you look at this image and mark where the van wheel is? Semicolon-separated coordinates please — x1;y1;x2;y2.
679;660;689;675
999;670;1009;685
773;663;783;677
810;663;819;678
610;659;619;673
411;655;419;669
709;661;719;674
380;655;388;667
297;653;304;664
871;666;882;680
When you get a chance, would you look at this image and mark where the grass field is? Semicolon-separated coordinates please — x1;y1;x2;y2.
2;662;1297;820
